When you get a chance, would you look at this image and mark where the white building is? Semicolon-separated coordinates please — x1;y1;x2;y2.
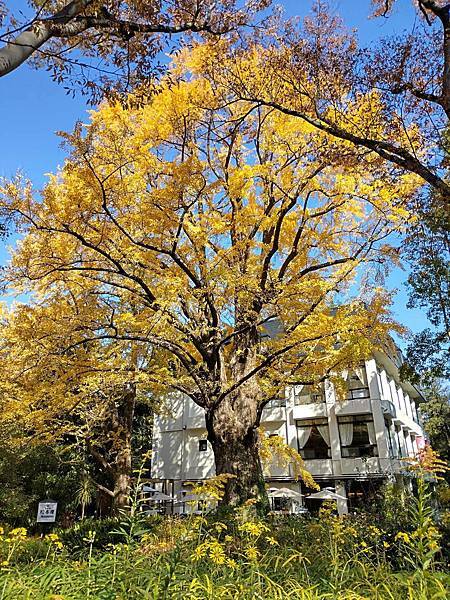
151;347;425;515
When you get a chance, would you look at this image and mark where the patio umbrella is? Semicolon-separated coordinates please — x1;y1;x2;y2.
141;484;158;493
149;491;174;501
268;488;303;502
307;490;347;501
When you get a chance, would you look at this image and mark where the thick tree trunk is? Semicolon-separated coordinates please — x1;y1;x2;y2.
210;428;268;508
87;382;136;515
110;383;135;513
205;393;269;512
112;443;132;512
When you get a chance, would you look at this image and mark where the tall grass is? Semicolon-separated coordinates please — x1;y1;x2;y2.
1;453;449;599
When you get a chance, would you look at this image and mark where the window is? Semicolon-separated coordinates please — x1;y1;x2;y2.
384;418;397;458
198;439;208;452
338;415;378;458
346;366;369;400
294;384;325;406
395;426;405;457
296;418;331;459
272;496;290;512
347;388;370;400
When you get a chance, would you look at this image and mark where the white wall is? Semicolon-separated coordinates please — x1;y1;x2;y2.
151;358;425;483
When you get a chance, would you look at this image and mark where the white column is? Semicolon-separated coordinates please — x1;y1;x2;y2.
389;379;400;412
403;392;413;419
404;429;414;457
390;421;399;458
285;386;299;453
379;369;390;400
366;360;389;461
410;399;419;423
325;380;342;476
397;426;407;457
366;359;381;398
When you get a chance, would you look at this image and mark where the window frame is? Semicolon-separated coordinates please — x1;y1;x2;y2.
338;415;378;458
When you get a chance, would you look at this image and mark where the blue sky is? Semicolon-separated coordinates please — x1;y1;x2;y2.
0;0;429;347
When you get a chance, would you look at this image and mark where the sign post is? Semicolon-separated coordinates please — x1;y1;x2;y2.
37;500;58;535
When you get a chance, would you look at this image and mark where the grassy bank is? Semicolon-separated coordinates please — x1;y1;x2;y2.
0;503;448;600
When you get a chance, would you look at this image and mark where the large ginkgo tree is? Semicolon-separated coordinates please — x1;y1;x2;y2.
0;48;419;506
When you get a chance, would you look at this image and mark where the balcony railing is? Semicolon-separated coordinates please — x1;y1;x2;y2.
346;387;370;400
341;444;378;459
294;394;324;406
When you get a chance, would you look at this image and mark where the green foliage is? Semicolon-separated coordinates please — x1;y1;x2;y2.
1;482;449;599
401;191;449;385
0;443;83;528
420;382;450;466
58;518;123;552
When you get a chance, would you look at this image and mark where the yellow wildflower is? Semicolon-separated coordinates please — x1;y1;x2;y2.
238;521;269;537
213;522;228;534
395;532;411;543
8;527;27;538
265;536;279;546
429;540;440;551
245;546;260;561
82;531;96;544
226;558;238;570
191;543;208;562
208;540;226;565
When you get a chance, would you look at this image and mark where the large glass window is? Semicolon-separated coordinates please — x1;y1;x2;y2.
346;366;370;400
338;415;378;458
294;384;325;406
296;418;331;459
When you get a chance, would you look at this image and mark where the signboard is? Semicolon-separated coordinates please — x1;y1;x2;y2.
36;501;58;523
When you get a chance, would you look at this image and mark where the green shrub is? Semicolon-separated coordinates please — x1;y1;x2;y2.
58;514;164;551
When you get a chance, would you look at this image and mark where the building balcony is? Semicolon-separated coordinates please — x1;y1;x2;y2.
303;459;333;477
394;411;422;436
293;403;327;420
334;398;372;416
265;460;290;478
340;457;381;476
261;399;286;423
380;399;396;419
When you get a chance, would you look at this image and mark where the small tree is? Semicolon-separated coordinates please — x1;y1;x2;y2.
0;297;160;513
